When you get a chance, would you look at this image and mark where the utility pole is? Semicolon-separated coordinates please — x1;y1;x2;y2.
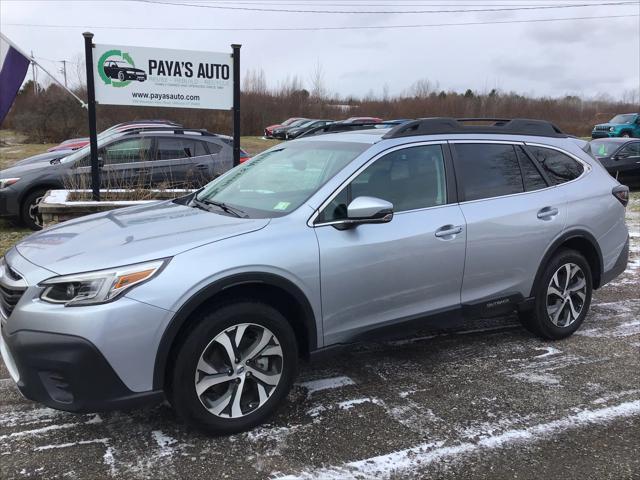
59;60;68;87
30;50;37;94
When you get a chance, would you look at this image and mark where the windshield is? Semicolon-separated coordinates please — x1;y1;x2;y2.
287;119;309;128
609;114;636;124
194;141;368;218
282;118;300;126
59;132;126;164
589;140;619;157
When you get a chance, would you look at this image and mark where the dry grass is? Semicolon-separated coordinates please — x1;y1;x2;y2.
239;136;281;156
0;130;57;169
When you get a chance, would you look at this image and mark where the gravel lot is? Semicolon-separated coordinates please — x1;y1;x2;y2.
1;203;638;480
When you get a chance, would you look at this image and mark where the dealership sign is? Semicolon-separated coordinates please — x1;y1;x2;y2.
93;44;233;110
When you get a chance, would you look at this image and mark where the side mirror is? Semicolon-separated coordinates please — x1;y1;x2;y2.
97;156;105;168
613;152;630;161
334;196;393;229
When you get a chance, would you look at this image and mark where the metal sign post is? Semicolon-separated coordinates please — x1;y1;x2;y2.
231;44;241;167
83;32;100;201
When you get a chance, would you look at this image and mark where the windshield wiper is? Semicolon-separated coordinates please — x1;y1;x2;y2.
197;198;249;218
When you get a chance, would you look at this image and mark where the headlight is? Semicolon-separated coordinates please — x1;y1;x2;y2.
609;127;615;132
39;258;169;306
0;178;20;189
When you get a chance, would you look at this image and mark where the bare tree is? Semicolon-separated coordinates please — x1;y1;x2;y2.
244;68;268;94
310;59;326;101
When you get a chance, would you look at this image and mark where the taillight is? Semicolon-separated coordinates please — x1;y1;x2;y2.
239;156;251;164
612;185;629;207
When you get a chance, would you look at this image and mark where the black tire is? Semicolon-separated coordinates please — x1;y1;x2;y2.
169;300;298;435
20;188;47;230
118;71;125;81
519;249;592;340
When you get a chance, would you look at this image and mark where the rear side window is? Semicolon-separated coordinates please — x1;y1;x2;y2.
516;147;548;191
526;146;584;185
156;138;209;160
454;144;523;201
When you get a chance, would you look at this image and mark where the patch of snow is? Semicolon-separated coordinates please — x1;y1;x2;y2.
510;371;560;387
298;376;355;395
338;397;383;410
0;422;79;440
34;438;110;451
152;430;178;458
247;425;301;443
577;320;640;338
276;400;640;479
0;407;67;428
533;346;562;358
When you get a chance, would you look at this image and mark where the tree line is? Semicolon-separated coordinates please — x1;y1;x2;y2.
3;76;638;143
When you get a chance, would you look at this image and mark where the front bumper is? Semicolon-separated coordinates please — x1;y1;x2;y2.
0;186;21;218
591;131;615;139
1;328;163;412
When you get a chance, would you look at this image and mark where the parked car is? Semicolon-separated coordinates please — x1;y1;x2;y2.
47;120;182;152
341;116;383;124
589;137;640;185
264;118;305;138
285;119;334;139
591;113;640;139
0;118;629;436
271;118;311;139
0;127;232;230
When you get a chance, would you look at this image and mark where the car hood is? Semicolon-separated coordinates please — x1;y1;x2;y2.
15;200;270;275
10;150;72;168
266;124;282;130
1;158;59;177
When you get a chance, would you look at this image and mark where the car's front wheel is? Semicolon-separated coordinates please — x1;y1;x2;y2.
520;249;592;339
118;71;125;81
170;301;298;435
20;188;47;230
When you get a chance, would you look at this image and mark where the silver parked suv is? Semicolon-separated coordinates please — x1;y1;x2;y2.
0;118;630;435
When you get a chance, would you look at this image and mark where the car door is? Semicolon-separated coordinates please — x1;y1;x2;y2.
151;137;215;188
313;143;467;345
612;142;640;178
73;137;152;189
451;141;568;308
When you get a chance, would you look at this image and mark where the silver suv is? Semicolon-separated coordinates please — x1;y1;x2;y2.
0;118;630;435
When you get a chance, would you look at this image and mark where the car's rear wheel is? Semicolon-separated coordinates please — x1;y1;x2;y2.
170;301;298;435
520;249;592;339
118;71;125;81
20;188;47;230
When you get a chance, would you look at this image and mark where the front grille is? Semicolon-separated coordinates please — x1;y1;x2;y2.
595;125;611;131
0;259;27;321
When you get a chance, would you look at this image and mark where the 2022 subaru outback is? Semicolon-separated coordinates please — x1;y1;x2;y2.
0;118;630;435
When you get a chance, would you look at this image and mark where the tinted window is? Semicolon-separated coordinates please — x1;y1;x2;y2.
100;138;152;165
318;145;447;222
455;144;523;201
527;146;584;185
619;143;640;157
156;138;209;160
517;147;548;191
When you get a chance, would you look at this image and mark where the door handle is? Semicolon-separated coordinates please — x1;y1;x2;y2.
195;164;209;170
435;225;463;238
537;206;559;220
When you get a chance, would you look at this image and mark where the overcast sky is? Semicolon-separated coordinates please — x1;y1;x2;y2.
1;0;639;100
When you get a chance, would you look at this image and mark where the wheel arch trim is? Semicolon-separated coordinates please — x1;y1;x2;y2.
152;272;318;390
530;229;604;297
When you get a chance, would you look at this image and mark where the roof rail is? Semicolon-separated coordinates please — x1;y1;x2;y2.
382;117;567;139
299;121;397;138
123;127;216;136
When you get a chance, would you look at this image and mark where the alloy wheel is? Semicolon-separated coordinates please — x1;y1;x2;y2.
194;323;283;418
546;262;587;327
28;195;44;228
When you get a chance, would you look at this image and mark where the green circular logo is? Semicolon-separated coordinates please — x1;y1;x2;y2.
97;50;137;88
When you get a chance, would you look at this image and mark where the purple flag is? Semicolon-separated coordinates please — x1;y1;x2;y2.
0;34;31;125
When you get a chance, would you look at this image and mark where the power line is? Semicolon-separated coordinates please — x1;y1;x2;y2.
3;14;637;32
132;0;638;14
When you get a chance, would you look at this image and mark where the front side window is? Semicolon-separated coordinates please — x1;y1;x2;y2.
454;144;524;201
527;146;584;185
317;145;447;223
195;141;367;218
610;114;636;124
100;137;152;165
